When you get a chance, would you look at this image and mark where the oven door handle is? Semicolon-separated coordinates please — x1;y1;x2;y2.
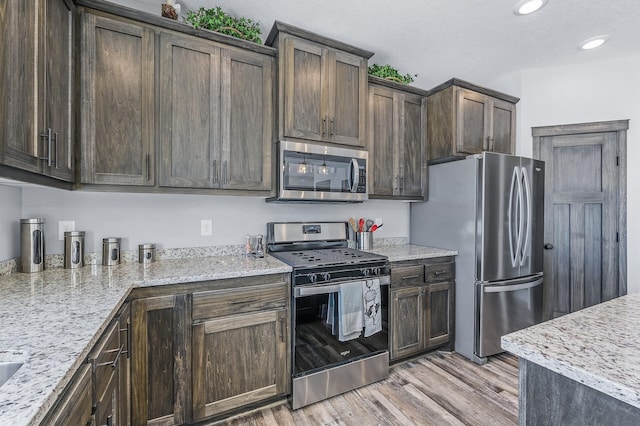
295;284;343;298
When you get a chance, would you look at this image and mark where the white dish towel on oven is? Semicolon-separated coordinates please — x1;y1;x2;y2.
363;279;382;337
337;281;364;341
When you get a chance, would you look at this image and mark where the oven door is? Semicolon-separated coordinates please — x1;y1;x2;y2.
275;140;368;202
292;280;389;377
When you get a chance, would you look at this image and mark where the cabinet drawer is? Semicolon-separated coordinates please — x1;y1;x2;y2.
88;322;122;406
193;281;287;321
424;262;455;283
42;364;93;426
391;265;424;287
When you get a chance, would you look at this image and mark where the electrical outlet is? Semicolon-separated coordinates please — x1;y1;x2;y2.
200;219;212;236
375;218;383;226
58;221;75;240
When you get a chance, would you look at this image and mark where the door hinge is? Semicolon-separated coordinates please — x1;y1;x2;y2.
616;156;619;166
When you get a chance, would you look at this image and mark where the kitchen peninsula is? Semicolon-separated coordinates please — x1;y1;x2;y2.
502;293;640;425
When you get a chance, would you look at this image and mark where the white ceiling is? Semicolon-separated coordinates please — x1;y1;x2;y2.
116;0;640;90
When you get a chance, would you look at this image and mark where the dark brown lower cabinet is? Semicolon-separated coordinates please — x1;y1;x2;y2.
41;364;93;426
390;257;455;361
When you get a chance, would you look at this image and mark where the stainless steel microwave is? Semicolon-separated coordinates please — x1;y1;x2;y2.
268;140;368;202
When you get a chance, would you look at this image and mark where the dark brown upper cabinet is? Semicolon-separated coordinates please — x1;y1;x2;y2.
0;0;75;184
427;78;518;164
266;21;373;148
368;77;428;200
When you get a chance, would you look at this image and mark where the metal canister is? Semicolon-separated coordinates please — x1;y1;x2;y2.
138;244;156;264
64;231;85;269
20;218;45;273
102;238;121;266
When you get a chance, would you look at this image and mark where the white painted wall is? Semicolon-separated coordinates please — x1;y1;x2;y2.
0;185;22;261
506;54;640;293
19;187;410;256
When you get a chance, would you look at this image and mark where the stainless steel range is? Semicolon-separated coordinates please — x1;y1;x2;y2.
267;222;390;410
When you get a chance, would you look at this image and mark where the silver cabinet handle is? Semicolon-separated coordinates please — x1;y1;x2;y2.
52;132;58;168
223;160;228;186
401;275;421;281
330;117;335;137
96;344;124;368
212;159;218;185
322;117;326;136
145;154;150;181
39;128;53;166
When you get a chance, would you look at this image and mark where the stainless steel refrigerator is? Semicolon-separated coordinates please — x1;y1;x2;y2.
411;152;544;364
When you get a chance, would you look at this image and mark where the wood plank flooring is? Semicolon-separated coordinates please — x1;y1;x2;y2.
214;352;519;426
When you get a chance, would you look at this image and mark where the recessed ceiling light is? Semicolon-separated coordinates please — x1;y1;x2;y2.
579;35;610;50
513;0;548;15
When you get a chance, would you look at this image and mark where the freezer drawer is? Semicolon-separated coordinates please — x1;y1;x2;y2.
476;274;543;358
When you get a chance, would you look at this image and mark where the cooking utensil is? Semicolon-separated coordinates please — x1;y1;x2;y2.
348;217;358;233
365;219;374;231
370;224;378;232
358;218;365;232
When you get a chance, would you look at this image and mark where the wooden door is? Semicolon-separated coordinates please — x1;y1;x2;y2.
0;0;40;173
368;85;397;196
390;286;424;360
282;37;326;141
399;94;426;198
329;50;367;146
80;13;154;186
192;309;287;420
425;281;453;348
220;48;273;191
131;294;191;426
41;0;75;182
456;88;487;154
489;98;516;154
534;121;627;319
159;32;220;188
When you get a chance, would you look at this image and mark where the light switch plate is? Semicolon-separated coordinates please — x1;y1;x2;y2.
58;221;75;240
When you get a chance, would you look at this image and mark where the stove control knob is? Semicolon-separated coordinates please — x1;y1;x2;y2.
307;273;317;283
321;272;331;282
362;268;370;277
373;267;380;276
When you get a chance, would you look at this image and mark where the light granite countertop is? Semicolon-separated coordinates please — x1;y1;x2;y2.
369;244;458;262
502;292;640;409
0;255;290;426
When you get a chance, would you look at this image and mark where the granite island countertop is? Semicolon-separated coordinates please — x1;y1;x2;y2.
0;255;291;426
502;292;640;409
369;244;458;262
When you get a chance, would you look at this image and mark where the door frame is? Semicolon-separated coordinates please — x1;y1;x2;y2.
532;120;628;309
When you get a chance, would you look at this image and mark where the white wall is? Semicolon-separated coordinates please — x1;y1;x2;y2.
0;185;22;261
19;187;410;256
509;54;640;293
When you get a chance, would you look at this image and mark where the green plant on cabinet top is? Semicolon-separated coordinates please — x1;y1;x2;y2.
368;63;417;85
185;6;262;44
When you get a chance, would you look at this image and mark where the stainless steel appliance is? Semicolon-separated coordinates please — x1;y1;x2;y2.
268;140;368;202
20;218;45;273
410;152;544;364
267;222;390;409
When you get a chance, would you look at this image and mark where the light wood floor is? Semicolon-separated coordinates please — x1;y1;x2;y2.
218;351;519;426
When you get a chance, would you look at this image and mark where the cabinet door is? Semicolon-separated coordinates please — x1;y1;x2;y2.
41;0;75;181
159;32;220;188
282;37;326;142
489;98;516;154
425;281;453;349
368;85;398;196
0;0;39;173
41;364;93;426
399;94;426;198
132;294;190;426
192;309;287;421
329;50;367;146
456;88;487;155
80;13;155;186
390;286;424;360
220;48;273;191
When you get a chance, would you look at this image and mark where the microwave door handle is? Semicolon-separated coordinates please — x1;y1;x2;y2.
350;158;360;193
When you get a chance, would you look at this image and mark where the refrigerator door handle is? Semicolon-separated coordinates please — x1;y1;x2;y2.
508;166;519;267
519;167;532;266
483;277;543;293
516;167;525;268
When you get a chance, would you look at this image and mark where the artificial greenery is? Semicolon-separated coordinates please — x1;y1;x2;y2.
185;6;262;44
368;63;417;85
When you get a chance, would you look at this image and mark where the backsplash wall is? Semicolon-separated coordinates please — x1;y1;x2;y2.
12;186;410;259
0;185;22;261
